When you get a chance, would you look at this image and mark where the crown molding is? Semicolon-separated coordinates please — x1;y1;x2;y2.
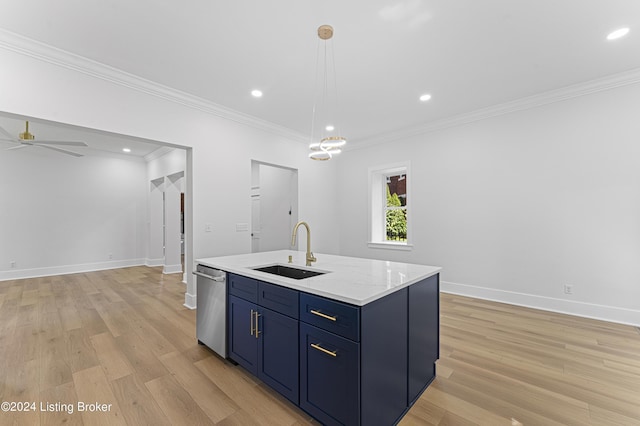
347;67;640;151
0;28;308;143
4;27;640;152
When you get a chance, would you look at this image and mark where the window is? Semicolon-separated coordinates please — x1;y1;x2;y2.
369;162;412;250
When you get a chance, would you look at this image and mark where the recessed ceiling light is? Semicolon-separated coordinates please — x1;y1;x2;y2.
607;27;630;40
419;93;432;102
325;125;335;131
122;148;131;153
251;90;263;98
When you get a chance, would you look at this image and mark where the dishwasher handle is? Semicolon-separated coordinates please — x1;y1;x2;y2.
192;271;226;282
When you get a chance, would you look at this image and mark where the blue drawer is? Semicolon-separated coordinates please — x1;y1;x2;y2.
228;273;258;303
300;293;360;341
258;281;299;319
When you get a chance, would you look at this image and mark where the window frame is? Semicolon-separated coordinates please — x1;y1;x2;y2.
368;161;413;251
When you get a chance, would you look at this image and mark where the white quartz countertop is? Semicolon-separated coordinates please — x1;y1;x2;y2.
196;250;441;306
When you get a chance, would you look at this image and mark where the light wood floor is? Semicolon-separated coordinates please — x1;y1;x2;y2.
0;267;638;425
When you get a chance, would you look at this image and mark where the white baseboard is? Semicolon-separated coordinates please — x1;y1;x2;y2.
163;264;183;274
0;259;146;282
441;280;640;327
145;258;164;267
184;292;196;310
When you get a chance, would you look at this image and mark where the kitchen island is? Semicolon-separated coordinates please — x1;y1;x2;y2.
196;250;441;426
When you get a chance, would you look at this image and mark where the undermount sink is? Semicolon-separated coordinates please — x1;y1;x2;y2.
252;264;326;280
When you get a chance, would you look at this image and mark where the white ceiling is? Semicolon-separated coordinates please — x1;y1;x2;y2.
1;0;640;155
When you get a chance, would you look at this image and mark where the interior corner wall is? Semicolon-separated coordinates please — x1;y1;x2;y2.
147;148;186;182
0;149;148;280
337;83;640;326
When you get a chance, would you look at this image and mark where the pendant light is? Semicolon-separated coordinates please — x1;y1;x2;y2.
309;25;347;161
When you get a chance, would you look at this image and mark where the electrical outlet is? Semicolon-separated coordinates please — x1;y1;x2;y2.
108;253;113;260
10;260;16;268
563;284;573;295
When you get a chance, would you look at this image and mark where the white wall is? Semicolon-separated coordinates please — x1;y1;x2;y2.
337;82;640;326
0;34;340;307
0;148;147;279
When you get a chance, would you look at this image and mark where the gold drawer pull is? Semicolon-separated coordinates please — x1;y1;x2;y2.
310;309;337;322
311;343;337;357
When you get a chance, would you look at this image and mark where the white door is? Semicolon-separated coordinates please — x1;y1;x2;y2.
251;187;261;252
251;163;298;252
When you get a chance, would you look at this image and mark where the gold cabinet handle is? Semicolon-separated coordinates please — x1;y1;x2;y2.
311;343;337;357
254;311;261;339
310;309;337;322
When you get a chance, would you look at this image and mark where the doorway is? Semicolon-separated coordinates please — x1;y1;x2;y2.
251;161;299;252
149;171;185;275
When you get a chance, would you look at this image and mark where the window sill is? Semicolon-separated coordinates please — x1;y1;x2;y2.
368;241;414;251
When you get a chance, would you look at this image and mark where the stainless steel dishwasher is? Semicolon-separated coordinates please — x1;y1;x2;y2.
193;264;226;357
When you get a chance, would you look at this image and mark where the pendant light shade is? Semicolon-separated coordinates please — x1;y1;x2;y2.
308;25;347;161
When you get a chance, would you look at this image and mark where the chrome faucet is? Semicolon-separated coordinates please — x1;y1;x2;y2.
291;221;316;266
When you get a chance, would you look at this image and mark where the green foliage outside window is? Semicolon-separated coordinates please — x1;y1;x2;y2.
386;186;407;241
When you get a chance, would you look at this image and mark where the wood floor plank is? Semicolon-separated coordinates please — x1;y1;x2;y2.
58;304;83;331
9;323;39;366
110;374;172;426
75;306;110;337
114;331;169;383
135;302;195;352
158;351;239;423
145;374;214;426
419;386;514;425
72;365;126;426
90;332;135;382
88;295;134;338
38;353;73;393
16;302;39;327
129;319;178;357
396;398;445;425
66;328;100;373
195;355;312;425
39;381;83;426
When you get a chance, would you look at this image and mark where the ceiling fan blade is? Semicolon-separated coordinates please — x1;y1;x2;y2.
38;144;84;157
0;124;17;142
33;140;88;147
6;144;28;150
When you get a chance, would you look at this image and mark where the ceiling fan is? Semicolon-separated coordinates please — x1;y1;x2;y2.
0;121;87;157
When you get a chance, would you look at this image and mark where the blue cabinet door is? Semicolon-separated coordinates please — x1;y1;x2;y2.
258;307;299;404
408;273;439;403
300;323;359;426
228;295;258;375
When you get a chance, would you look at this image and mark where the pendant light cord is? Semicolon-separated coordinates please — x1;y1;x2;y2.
310;39;321;147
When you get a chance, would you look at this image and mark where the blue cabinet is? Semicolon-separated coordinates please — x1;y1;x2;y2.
300;322;359;426
226;272;440;425
227;275;299;404
228;295;258;373
259;307;298;402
